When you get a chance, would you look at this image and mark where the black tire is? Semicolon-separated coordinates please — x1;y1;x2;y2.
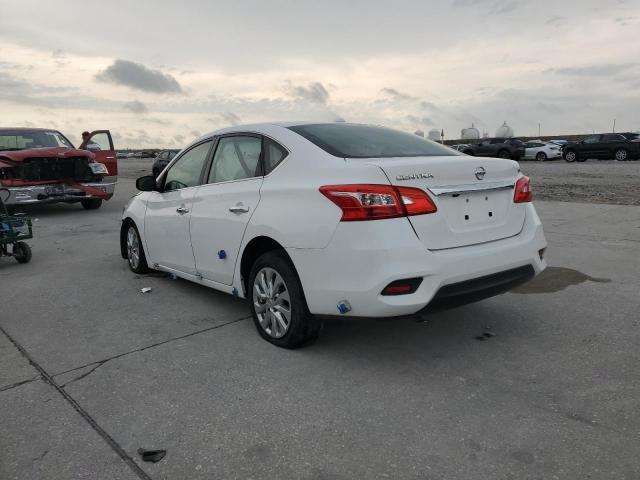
462;150;475;156
81;199;103;210
248;251;321;348
497;149;511;159
536;152;547;162
564;150;578;162
614;148;629;161
13;241;32;264
124;222;150;274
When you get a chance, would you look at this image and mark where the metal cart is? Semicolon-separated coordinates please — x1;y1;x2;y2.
0;188;32;263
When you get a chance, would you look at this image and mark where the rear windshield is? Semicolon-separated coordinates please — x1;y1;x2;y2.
288;123;462;158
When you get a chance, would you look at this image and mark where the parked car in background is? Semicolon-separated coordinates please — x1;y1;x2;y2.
461;138;525;160
450;144;471;152
152;149;180;177
549;140;568;147
0;128;117;211
523;140;561;161
116;151;128;159
122;122;546;348
562;133;640;162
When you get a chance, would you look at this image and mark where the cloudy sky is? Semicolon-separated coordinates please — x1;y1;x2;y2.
1;0;639;147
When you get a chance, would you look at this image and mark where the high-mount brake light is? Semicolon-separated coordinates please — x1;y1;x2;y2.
513;176;533;203
319;184;437;221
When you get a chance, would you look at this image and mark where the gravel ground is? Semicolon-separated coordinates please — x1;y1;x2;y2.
520;159;640;206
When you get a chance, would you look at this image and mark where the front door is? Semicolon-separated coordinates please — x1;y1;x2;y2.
190;135;264;285
87;130;118;179
144;140;213;274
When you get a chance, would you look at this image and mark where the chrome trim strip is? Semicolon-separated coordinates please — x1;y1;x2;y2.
428;180;515;196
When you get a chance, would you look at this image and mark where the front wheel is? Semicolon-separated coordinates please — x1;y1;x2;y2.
125;223;150;273
497;150;511;159
249;251;321;348
13;241;32;263
536;152;547;161
564;150;578;162
81;199;103;210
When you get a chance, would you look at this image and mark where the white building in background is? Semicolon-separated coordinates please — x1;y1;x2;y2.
461;124;480;140
428;129;441;141
496;121;514;138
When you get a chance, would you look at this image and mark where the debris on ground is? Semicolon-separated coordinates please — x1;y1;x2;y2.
140;287;153;293
137;448;167;463
168;273;177;280
475;331;497;341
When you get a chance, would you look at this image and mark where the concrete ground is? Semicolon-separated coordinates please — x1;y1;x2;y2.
1;159;639;479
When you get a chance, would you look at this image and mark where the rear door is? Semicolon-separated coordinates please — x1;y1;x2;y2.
579;135;604;159
190;134;267;285
88;130;117;178
358;156;525;250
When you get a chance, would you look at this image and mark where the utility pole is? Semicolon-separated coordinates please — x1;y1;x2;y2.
538;123;541;137
613;118;616;133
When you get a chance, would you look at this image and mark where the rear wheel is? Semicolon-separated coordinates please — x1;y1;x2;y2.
614;148;628;161
497;149;511;159
13;241;32;264
564;150;578;162
81;199;103;210
126;223;150;273
536;152;547;162
249;251;321;348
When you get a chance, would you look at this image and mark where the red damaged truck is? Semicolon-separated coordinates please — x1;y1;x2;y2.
0;128;117;212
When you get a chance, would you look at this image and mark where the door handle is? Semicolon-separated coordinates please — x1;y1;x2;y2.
228;205;250;214
176;206;189;215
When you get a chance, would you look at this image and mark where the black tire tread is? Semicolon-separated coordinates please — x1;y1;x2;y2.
248;251;321;348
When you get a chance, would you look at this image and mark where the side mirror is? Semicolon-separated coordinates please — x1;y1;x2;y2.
136;175;157;192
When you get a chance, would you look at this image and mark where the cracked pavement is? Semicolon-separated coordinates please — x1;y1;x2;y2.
1;159;639;479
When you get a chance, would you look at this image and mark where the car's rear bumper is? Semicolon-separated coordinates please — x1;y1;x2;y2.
1;180;115;205
287;203;547;317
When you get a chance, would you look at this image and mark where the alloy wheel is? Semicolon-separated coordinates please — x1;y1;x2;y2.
127;226;140;270
253;267;292;339
565;151;576;162
615;149;628;161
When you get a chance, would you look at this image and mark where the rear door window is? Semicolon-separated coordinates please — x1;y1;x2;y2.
208;136;262;183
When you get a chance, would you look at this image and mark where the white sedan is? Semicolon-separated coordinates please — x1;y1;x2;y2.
523;140;562;161
121;123;547;348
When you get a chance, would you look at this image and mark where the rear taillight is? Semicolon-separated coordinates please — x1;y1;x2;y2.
381;277;423;296
319;184;437;221
514;176;533;203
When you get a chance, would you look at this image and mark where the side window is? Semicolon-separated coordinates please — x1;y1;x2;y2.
583;135;600;144
163;140;212;191
208;136;262;184
603;134;625;142
264;138;288;174
87;132;113;151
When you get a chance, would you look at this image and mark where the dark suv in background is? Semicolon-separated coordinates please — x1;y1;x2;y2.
152;149;180;177
461;138;525;160
562;133;640;162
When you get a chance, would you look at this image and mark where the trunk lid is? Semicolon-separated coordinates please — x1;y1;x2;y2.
355;156;526;250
